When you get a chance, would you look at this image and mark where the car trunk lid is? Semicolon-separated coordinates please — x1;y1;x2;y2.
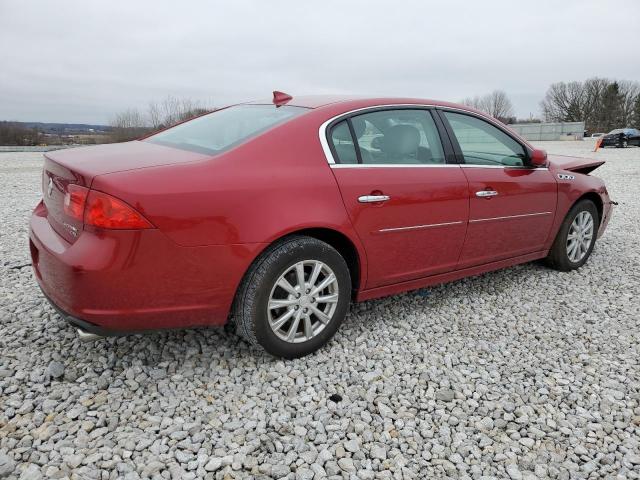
42;141;210;243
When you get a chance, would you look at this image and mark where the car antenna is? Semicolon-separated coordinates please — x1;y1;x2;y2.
273;91;292;106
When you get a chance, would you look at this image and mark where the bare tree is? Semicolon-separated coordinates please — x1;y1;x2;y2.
483;90;514;121
147;102;163;131
541;77;640;132
632;94;640;129
461;90;514;123
619;80;640;127
460;95;483;111
540;81;587;124
581;77;609;129
147;96;209;130
110;96;211;142
109;108;149;142
597;82;625;133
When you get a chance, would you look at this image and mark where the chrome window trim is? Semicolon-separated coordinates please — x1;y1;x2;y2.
318;103;535;167
461;164;549;171
379;221;464;233
319;103;437;165
330;163;459;169
330;163;548;170
469;211;553;223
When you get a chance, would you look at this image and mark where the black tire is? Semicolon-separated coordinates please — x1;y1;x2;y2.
231;235;351;358
545;199;599;271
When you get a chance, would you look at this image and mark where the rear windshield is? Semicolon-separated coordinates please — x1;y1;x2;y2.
145;104;307;154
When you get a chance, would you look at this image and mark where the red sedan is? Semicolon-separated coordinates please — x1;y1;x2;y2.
30;93;614;358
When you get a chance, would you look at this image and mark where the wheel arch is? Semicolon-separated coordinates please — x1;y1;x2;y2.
235;226;366;304
291;227;362;292
574;191;603;223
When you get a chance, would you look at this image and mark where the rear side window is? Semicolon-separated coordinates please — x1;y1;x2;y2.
443;112;526;166
146;104;306;154
329;120;358;164
352;109;445;165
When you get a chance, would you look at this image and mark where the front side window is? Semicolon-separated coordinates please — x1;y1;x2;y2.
351;109;445;165
146;104;306;154
443;111;526;166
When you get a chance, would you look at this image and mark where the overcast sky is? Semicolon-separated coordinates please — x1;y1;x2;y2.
1;0;638;124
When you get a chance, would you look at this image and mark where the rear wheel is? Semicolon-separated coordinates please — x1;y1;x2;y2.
545;199;599;271
232;236;351;358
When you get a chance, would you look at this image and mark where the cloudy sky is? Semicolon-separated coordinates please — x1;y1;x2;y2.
1;0;638;124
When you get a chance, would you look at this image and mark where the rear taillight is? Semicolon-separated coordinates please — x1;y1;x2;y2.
84;190;154;229
63;184;89;221
63;185;153;230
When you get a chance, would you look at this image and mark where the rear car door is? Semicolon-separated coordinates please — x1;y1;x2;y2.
439;110;557;268
325;108;470;289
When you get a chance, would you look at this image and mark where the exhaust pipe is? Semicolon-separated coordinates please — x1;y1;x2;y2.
77;328;101;342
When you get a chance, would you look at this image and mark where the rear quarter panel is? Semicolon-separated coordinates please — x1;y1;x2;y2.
90;109;368;280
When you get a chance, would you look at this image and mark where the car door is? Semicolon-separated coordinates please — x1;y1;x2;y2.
326;108;470;289
439;110;557;268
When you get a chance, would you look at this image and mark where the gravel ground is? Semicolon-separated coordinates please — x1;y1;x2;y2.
1;141;639;480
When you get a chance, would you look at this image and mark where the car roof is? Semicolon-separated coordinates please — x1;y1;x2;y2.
249;94;477;112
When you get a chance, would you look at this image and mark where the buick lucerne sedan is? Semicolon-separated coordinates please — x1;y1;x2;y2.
30;92;614;358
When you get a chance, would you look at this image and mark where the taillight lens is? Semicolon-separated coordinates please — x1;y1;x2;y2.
84;190;153;229
63;184;89;220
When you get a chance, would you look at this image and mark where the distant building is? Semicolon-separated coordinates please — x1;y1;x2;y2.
508;122;585;141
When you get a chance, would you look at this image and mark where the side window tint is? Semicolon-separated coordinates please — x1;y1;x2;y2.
352;110;445;165
443;112;526;166
329;121;358;164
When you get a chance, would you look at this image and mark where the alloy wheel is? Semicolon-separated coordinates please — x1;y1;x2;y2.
566;211;594;263
267;260;339;343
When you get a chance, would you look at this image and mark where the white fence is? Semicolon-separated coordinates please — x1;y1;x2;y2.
507;122;585;141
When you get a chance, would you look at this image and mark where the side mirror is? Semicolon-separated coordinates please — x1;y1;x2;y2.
529;148;547;167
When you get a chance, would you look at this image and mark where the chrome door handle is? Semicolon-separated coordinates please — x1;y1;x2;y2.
476;190;498;198
358;195;390;203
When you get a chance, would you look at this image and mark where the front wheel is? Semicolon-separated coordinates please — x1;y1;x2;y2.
232;236;351;358
545;199;599;271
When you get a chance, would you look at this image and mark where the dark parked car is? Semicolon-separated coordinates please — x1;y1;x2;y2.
600;128;640;148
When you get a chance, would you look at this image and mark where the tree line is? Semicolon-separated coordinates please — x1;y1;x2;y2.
462;78;640;133
460;90;517;124
0;96;211;146
4;83;640;147
0;121;42;146
109;96;210;142
540;78;639;133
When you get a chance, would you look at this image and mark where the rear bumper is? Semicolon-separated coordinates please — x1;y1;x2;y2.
30;201;266;333
40;288;119;336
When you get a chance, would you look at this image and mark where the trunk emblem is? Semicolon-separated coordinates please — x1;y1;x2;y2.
47;178;54;197
557;174;575;180
63;222;79;237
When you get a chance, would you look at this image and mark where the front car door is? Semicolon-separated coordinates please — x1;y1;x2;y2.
438;110;557;268
325;107;469;289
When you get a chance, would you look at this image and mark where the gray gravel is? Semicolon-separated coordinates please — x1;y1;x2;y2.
1;141;639;479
